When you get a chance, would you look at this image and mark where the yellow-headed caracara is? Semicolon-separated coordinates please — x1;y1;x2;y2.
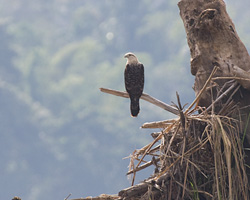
124;52;144;117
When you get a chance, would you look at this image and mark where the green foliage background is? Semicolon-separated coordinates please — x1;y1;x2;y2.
0;0;249;199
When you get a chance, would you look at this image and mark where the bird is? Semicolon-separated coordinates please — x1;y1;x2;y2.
124;52;144;117
12;197;21;200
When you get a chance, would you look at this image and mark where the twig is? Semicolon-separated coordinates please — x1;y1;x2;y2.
100;88;179;115
174;181;213;198
65;193;72;200
216;80;234;98
205;81;239;113
141;119;178;129
184;66;218;114
127;157;161;175
155;136;209;180
182;162;189;199
212;76;250;81
70;194;119;200
131;121;178;185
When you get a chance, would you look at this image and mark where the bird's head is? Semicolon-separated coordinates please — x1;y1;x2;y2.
124;52;139;65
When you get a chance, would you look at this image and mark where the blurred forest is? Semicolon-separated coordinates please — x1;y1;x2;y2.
0;0;250;199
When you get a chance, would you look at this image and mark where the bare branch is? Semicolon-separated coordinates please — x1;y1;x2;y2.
70;194;119;200
64;193;72;200
184;66;218;114
141;119;178;129
100;88;179;115
205;81;240;113
127;157;160;175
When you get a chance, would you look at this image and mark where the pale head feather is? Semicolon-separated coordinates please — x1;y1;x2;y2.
124;52;139;65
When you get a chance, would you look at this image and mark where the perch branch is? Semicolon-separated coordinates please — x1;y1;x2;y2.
100;88;179;115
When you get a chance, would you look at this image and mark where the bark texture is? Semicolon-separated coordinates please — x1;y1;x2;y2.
178;1;250;192
178;0;250;140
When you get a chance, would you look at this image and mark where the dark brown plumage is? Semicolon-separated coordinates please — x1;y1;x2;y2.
12;197;21;200
124;52;144;117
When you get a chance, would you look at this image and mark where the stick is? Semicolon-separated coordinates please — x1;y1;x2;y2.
141;119;177;129
127;157;160;175
100;88;179;115
119;173;170;199
205;81;239;112
70;194;119;200
131;121;178;185
65;194;71;200
184;66;218;114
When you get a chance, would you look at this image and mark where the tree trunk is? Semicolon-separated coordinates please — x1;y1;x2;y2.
178;0;250;184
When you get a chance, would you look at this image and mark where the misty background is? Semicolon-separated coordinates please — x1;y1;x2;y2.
0;0;250;199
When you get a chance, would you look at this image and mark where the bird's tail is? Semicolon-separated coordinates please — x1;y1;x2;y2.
130;97;140;117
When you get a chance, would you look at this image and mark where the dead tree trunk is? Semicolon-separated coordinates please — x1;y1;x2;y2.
178;0;250;183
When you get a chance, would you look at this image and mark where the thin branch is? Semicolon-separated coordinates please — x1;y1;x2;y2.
184;66;218;114
64;194;72;200
205;81;239;113
212;77;250;81
130;121;178;186
141;119;178;129
70;194;119;200
127;157;161;175
100;88;179;115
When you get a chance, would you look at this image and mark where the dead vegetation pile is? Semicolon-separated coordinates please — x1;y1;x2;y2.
120;102;248;200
